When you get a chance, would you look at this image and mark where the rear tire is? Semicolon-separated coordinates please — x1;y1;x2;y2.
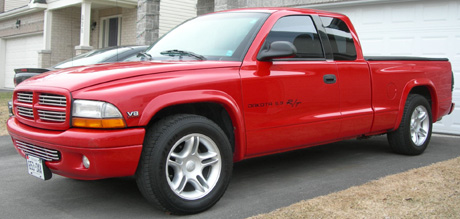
136;114;233;214
387;94;432;155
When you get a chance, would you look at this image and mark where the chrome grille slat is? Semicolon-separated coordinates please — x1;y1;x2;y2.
39;94;67;107
17;106;34;118
17;92;33;103
19;147;60;160
16;140;61;162
38;110;66;122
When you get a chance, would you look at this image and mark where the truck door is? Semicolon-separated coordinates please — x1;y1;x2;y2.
319;16;373;138
240;15;341;156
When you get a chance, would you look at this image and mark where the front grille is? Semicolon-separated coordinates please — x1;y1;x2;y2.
14;90;70;129
17;106;34;118
38;110;66;122
17;92;33;103
16;140;61;162
39;94;67;107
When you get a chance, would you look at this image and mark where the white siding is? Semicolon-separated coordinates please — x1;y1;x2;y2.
159;0;197;37
316;0;460;135
4;0;29;11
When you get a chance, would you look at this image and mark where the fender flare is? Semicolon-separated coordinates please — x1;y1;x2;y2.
138;90;247;162
392;78;438;131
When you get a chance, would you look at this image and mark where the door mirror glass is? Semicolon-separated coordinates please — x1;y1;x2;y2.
257;41;297;61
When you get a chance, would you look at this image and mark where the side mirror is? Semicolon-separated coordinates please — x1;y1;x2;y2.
257;41;297;61
137;52;152;61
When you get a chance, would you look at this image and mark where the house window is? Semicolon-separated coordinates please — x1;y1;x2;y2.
100;16;122;48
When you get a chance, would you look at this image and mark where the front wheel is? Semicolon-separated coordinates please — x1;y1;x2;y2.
387;94;433;155
136;114;233;214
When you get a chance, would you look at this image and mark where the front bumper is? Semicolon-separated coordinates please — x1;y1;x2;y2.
7;117;145;180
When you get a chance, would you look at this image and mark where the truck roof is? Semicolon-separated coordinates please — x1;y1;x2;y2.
217;7;348;18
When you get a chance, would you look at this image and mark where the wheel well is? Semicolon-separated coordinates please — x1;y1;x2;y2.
148;102;235;151
409;86;432;107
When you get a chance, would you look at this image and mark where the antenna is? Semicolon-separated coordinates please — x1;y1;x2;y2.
70;6;74;65
116;0;119;61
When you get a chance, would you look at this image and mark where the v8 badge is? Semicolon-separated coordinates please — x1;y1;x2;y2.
127;111;139;117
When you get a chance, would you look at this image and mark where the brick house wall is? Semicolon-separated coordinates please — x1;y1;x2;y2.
0;11;43;38
47;6;137;66
50;7;80;65
92;7;137;48
121;7;137;45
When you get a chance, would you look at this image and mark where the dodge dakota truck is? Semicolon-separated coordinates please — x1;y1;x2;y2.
7;8;455;214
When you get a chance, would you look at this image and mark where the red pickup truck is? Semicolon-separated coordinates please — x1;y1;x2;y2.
7;8;455;214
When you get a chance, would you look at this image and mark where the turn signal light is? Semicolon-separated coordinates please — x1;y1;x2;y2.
72;118;126;129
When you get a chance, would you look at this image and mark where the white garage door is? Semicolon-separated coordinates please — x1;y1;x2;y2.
4;34;43;88
313;0;460;135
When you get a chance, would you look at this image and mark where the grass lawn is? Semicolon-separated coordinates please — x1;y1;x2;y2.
250;156;460;218
0;91;13;136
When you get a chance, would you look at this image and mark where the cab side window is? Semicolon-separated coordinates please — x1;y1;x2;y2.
320;16;357;60
265;16;324;59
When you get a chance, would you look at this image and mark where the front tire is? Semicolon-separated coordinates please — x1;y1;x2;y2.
136;114;233;214
387;94;433;155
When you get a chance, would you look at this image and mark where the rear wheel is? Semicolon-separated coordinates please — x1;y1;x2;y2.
387;94;433;155
136;114;233;214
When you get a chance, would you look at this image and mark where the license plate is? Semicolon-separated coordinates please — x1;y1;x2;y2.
26;155;52;180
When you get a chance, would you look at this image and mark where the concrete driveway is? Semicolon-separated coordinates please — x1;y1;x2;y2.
1;134;459;219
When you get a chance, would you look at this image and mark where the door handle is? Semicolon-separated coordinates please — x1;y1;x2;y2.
323;74;337;84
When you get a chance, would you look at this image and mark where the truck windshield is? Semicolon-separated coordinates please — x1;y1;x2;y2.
145;12;269;61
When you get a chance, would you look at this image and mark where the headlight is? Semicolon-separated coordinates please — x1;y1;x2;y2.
72;100;126;128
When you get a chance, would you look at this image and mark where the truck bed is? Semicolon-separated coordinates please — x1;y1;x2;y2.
365;56;448;61
365;58;453;134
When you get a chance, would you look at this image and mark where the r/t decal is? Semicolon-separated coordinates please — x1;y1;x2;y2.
286;99;301;107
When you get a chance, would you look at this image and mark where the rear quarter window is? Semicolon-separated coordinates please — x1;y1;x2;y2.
265;16;324;59
320;16;357;61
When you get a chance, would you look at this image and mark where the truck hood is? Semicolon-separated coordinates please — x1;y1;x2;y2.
17;61;241;92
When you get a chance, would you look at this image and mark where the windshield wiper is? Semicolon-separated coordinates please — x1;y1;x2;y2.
160;49;206;60
137;52;153;61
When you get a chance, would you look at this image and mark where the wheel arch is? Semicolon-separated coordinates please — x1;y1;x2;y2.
393;79;438;130
139;90;246;162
